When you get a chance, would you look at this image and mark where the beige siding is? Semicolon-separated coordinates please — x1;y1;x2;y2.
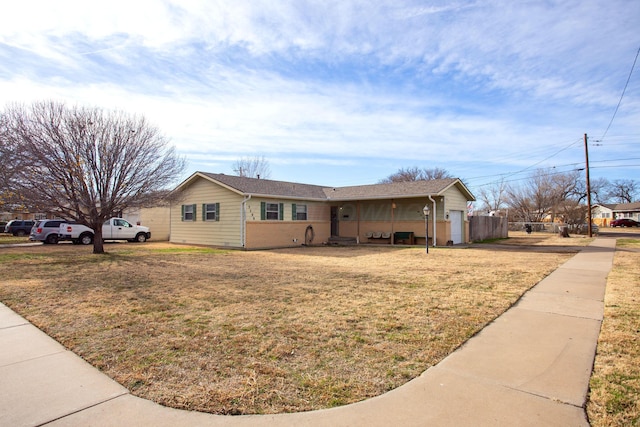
170;179;244;247
139;207;171;240
443;186;472;243
443;187;469;213
121;207;171;240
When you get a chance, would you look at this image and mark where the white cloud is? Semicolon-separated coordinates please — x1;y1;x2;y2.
1;0;638;188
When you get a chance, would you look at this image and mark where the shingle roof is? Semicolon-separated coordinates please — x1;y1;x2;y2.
181;172;475;201
200;173;328;200
594;202;640;211
323;179;462;200
612;202;640;211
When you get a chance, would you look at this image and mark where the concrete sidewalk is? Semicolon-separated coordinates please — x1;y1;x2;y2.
1;237;616;426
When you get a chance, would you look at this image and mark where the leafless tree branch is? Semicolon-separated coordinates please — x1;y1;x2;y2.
2;100;186;253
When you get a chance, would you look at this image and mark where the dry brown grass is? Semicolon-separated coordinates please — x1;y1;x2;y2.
587;238;640;426
0;238;579;415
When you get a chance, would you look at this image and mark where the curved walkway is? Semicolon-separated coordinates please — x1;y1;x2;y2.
1;238;616;426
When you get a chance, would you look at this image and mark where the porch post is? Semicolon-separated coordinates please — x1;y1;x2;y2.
391;199;395;245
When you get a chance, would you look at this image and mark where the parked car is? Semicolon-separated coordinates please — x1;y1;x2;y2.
610;218;640;227
29;219;67;244
3;220;36;236
58;218;151;244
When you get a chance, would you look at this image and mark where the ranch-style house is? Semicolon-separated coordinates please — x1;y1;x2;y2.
170;172;476;250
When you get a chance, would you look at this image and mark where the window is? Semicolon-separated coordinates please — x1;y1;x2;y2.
107;218;130;227
266;203;280;220
292;204;307;220
182;204;196;221
203;203;220;221
261;202;283;220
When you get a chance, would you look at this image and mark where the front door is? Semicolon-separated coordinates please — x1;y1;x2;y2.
331;206;339;237
450;211;463;244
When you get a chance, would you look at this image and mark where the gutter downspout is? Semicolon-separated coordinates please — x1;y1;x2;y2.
241;194;252;248
428;195;436;247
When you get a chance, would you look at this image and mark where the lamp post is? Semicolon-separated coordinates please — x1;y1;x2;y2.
423;205;430;254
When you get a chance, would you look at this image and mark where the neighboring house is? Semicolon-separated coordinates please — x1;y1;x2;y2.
123;206;171;241
1;210;56;222
592;202;640;226
170;172;476;249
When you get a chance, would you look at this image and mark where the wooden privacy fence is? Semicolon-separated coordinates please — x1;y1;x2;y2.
469;216;508;242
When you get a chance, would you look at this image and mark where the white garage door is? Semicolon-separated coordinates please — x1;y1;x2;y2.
450;211;463;244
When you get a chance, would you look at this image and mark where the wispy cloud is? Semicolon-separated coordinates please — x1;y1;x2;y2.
1;0;638;187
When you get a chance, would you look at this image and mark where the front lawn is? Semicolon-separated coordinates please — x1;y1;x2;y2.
0;241;575;415
587;238;640;426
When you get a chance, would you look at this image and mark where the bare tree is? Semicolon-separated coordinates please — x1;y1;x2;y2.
0;113;31;211
606;179;638;203
233;156;271;179
586;177;610;204
379;166;453;183
505;168;583;223
477;179;508;214
3;101;185;254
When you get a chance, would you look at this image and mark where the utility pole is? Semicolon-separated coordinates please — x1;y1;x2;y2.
584;133;593;237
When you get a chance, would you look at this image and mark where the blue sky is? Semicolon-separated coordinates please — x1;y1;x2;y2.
1;1;639;197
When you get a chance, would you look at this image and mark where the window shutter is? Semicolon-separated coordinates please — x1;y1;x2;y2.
261;202;266;220
202;204;206;221
192;204;197;221
292;203;297;221
181;205;185;221
279;203;284;220
215;203;220;221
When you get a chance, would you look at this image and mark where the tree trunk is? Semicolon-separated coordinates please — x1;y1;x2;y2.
93;228;105;254
558;226;570;238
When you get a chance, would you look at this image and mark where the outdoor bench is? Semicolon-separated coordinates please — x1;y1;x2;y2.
393;231;415;245
365;231;392;243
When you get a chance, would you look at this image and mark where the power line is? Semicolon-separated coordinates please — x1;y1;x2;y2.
600;46;640;140
467;138;582;187
469;156;640;189
591;164;640;170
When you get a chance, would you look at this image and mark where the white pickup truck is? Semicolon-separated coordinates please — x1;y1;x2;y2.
59;218;151;245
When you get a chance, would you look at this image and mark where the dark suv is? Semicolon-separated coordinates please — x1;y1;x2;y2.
4;220;36;236
29;219;66;244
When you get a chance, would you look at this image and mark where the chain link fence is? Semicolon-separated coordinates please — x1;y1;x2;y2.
509;222;598;235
